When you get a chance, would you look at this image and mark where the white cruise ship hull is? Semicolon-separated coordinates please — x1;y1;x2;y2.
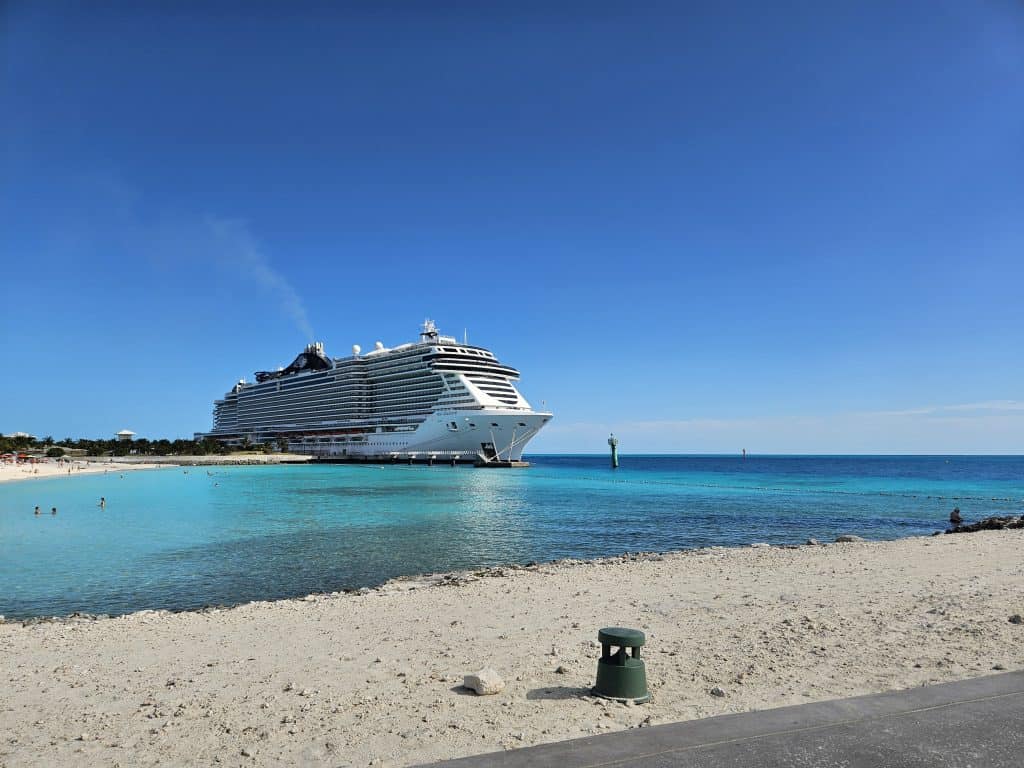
293;409;552;462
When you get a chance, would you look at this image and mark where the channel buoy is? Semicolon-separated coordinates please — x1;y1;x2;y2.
608;434;619;469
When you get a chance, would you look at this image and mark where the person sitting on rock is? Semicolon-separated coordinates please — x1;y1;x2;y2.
949;507;962;528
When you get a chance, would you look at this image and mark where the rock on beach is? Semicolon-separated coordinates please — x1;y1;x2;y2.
464;668;505;695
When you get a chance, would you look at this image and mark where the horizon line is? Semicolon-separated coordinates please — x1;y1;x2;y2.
526;452;1024;457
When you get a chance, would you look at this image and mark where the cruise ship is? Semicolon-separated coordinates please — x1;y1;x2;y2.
198;321;552;463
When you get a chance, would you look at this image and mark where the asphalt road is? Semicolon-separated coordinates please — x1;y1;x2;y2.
426;671;1024;767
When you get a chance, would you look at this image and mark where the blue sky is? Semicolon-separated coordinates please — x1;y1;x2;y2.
2;1;1022;453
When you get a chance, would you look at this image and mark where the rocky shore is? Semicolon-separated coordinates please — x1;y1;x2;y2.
945;515;1024;534
1;531;1022;767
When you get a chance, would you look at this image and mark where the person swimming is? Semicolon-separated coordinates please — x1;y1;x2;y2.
99;497;106;509
34;505;40;515
51;507;57;515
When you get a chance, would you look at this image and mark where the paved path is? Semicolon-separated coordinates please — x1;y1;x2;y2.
427;672;1024;767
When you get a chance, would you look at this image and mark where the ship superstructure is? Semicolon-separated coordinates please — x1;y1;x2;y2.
199;321;552;462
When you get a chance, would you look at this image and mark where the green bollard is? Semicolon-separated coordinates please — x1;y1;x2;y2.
593;627;649;703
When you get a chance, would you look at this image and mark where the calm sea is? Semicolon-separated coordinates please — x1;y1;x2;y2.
1;455;1021;619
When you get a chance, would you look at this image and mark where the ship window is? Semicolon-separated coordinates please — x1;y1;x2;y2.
468;422;476;428
449;421;459;430
490;422;499;427
518;422;527;426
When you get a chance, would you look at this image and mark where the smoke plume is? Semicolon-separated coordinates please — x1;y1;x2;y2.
206;217;315;340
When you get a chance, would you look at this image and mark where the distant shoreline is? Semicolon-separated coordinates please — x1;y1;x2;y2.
0;454;312;484
78;454;314;466
527;452;1024;458
0;460;168;485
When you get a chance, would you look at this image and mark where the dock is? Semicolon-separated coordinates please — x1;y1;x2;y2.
310;455;529;468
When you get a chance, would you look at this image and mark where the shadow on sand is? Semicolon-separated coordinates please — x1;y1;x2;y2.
526;686;593;701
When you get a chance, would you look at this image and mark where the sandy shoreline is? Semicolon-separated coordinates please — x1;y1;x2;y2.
0;460;168;485
1;532;1022;767
0;454;312;484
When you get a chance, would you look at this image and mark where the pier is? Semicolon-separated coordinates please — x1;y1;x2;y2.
310;454;529;468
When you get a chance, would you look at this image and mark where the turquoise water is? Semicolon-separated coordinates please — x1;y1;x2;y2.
1;455;1022;618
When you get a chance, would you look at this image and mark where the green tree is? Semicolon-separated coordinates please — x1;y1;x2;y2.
196;437;222;456
170;439;194;455
46;446;65;458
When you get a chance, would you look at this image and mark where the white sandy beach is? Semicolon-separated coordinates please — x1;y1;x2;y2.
0;454;311;485
1;531;1022;766
0;460;167;485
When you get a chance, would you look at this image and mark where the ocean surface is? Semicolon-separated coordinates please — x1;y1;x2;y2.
1;455;1022;619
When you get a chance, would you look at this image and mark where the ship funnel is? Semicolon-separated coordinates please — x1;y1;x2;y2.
420;319;439;342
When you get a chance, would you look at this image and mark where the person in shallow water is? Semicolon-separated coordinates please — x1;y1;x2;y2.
950;507;962;527
99;497;106;509
34;506;40;515
50;507;57;515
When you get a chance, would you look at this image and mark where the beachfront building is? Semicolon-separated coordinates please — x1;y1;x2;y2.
116;429;135;442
